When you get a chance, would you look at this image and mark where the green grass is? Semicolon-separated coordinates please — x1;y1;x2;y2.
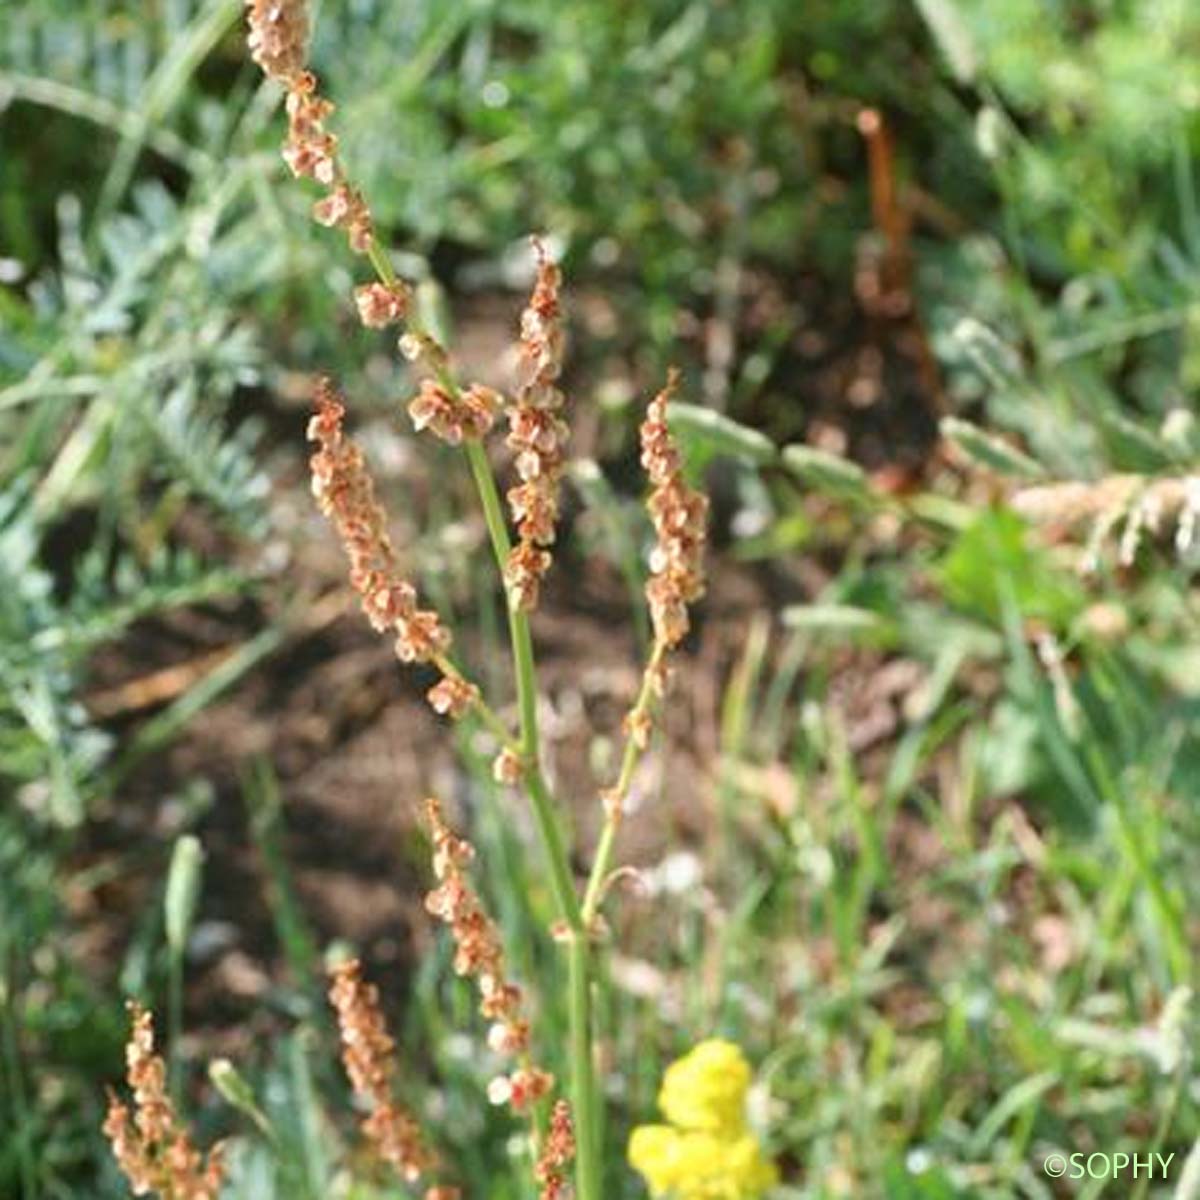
2;1;1199;1197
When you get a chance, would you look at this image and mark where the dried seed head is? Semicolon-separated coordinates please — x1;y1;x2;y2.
492;747;524;785
312;183;373;253
408;380;499;445
427;675;480;720
355;281;411;329
504;237;568;610
328;960;439;1184
103;1003;225;1199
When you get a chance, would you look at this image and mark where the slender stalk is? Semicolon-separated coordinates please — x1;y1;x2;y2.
463;439;598;1200
569;933;601;1197
581;644;663;923
168;948;184;1101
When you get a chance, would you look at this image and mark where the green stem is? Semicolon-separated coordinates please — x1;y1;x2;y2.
581;645;663;923
569;933;602;1198
168;948;184;1101
464;442;581;928
463;439;598;1200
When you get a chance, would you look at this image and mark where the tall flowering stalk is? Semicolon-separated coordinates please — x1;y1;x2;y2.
103;1004;225;1200
505;239;569;612
328;960;456;1198
241;4;710;1198
423;797;554;1114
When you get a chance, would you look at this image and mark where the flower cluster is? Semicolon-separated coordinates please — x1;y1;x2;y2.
355;280;411;329
103;1003;225;1200
309;379;480;718
245;0;374;258
408;379;502;446
534;1099;577;1200
640;369;708;657
628;1040;777;1200
423;797;553;1113
505;238;569;611
328;960;453;1196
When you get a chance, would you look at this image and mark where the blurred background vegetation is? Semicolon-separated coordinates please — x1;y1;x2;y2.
1;0;1198;1196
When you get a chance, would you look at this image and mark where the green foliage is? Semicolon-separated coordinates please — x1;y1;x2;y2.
1;1;1198;1198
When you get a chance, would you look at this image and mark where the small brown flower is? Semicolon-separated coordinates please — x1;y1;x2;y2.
427;674;480;720
103;1003;224;1199
407;379;499;445
282;70;337;183
328;960;440;1184
355;281;411;328
312;182;372;253
486;1066;553;1113
492;747;524;785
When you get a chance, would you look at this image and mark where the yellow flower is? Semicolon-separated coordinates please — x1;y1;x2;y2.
659;1039;753;1134
629;1040;777;1199
629;1126;778;1199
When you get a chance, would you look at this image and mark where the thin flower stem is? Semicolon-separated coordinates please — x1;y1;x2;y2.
365;238;399;288
463;438;598;1200
569;932;602;1199
462;443;581;930
581;643;664;924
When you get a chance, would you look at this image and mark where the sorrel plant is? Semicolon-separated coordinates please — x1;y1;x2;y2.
154;3;713;1197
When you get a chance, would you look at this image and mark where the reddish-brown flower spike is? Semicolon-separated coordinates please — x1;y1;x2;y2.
640;368;708;655
423;798;552;1111
504;237;568;611
328;960;443;1185
534;1099;577;1200
308;379;480;717
245;6;382;259
103;1003;225;1199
